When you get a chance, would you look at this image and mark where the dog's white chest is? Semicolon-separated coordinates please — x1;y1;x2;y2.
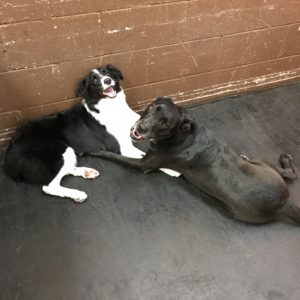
97;91;139;134
83;90;143;158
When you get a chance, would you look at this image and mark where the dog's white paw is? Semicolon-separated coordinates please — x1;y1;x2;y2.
42;185;88;202
126;152;144;159
159;168;181;177
72;167;100;179
73;191;88;203
83;168;99;179
134;152;145;159
121;147;145;159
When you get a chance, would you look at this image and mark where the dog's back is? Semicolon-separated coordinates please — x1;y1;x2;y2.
4;115;68;184
60;104;120;155
4;102;123;183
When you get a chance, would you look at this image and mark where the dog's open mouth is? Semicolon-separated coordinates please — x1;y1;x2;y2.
130;129;144;142
103;86;117;98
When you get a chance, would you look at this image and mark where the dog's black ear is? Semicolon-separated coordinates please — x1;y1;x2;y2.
76;76;89;98
165;97;174;103
106;64;124;81
178;112;193;132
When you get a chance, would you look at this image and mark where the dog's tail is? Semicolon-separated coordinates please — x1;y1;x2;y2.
279;201;300;225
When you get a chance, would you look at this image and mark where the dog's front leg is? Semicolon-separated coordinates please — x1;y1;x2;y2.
90;150;180;177
89;150;160;173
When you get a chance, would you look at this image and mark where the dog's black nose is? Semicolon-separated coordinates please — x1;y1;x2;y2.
104;78;112;85
137;124;146;133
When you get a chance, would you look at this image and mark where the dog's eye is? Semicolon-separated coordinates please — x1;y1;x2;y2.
101;69;108;75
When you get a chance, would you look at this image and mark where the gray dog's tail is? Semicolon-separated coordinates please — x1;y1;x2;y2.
279;202;300;225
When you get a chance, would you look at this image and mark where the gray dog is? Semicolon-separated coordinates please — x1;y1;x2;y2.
92;97;299;224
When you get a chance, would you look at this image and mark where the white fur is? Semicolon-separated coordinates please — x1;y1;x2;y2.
42;147;99;202
83;89;144;158
92;69;116;91
92;69;101;76
158;168;181;177
83;90;181;177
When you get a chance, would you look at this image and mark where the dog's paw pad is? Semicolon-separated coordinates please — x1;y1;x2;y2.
279;153;293;169
73;191;88;203
83;168;99;179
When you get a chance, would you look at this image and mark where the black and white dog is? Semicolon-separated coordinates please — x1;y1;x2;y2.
3;64;146;202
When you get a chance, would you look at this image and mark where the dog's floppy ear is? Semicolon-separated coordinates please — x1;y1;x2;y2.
178;110;194;132
106;64;124;81
164;96;174;103
76;76;89;98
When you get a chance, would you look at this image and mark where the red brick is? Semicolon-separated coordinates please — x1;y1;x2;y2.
50;0;95;17
94;0;181;12
125;55;300;109
0;0;51;25
59;56;103;99
60;24;300;99
187;0;300;39
211;55;300;86
0;98;80;138
100;2;188;54
60;53;152;99
22;98;80;121
217;25;300;70
279;24;300;57
0;65;64;112
108;24;299;84
0;110;22;130
0;14;102;72
1;57;300;138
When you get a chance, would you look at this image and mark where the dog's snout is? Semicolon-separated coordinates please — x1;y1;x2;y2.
137;124;146;133
104;78;112;85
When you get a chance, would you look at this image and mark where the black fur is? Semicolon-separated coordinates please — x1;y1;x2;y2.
76;64;123;113
3;65;123;185
91;97;299;225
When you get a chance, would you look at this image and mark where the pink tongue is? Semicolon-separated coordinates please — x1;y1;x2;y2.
103;86;116;97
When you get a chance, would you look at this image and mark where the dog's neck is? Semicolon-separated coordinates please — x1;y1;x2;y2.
149;122;221;158
149;124;195;152
82;89;127;114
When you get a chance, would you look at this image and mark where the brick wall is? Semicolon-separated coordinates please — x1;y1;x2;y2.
1;0;300;145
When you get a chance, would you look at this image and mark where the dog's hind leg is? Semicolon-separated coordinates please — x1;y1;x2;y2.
277;153;297;180
241;153;297;181
42;147;92;202
70;167;99;179
264;153;298;181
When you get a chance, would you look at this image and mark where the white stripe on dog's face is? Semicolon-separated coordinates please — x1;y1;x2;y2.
101;76;115;89
92;69;101;76
92;69;115;89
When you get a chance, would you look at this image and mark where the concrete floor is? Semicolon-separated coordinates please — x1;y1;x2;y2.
0;83;300;300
